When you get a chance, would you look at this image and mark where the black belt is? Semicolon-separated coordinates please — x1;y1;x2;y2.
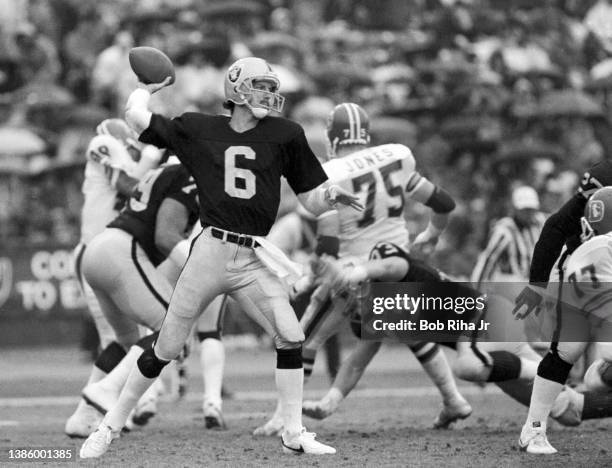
211;228;259;248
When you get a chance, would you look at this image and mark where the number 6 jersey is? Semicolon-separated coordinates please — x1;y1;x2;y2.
139;113;327;236
322;143;421;259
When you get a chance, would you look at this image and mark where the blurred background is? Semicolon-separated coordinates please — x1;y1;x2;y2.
2;0;612;348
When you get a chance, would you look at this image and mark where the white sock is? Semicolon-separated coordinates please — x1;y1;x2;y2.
420;349;463;405
87;367;106;386
200;338;225;408
276;368;303;435
526;375;564;429
269;399;282;423
104;364;156;430
519;358;538;381
97;346;144;394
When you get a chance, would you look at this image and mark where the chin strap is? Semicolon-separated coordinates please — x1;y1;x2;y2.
245;101;270;119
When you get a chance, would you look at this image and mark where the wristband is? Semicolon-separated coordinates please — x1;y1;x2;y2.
169;239;190;267
126;88;151;111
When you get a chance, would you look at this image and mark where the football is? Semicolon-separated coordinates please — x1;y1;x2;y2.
128;46;176;85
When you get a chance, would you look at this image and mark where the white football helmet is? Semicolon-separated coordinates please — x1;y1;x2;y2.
224;57;285;119
96;118;141;160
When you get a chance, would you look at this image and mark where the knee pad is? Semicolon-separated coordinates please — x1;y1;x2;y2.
94;341;126;374
276;347;302;369
136;332;159;350
537;351;573;384
137;347;170;379
197;331;221;341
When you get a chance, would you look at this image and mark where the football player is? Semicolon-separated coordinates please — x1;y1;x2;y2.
76;160;198;432
303;243;612;431
65;119;163;438
518;187;612;454
255;103;469;436
81;57;361;458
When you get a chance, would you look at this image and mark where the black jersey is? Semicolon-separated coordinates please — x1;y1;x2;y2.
530;160;612;284
369;242;449;283
109;164;199;266
139;113;328;236
369;241;481;303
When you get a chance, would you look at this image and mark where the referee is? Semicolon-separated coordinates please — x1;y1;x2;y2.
471;185;545;289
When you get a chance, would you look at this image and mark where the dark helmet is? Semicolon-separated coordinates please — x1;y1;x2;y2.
326;103;370;158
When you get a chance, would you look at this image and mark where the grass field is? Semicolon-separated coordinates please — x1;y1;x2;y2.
1;344;610;467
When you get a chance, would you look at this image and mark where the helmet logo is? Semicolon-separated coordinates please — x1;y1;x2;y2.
228;65;241;83
587;200;605;222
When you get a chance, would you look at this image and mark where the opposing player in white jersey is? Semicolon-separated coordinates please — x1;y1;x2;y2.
518;186;612;455
255;103;470;435
66;119;162;438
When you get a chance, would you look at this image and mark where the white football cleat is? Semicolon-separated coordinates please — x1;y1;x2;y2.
65;400;103;438
433;399;472;429
79;424;120;459
518;423;558;455
253;417;283;437
203;402;226;430
281;428;336;455
82;382;119;415
302;399;333;420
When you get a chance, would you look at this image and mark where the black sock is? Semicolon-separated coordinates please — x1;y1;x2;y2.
487;351;521;382
94;342;126;374
582;391;612;420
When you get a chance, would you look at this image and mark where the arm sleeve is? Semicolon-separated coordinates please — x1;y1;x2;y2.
282;128;328;194
529;194;586;284
139;113;190;161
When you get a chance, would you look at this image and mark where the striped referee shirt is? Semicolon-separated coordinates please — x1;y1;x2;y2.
471;214;546;287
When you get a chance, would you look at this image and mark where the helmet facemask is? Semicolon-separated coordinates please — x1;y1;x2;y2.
580;216;595;243
237;77;285;119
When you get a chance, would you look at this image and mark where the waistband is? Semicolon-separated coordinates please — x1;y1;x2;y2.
210;227;260;248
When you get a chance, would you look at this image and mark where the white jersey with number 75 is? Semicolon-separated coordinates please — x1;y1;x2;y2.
322;143;424;260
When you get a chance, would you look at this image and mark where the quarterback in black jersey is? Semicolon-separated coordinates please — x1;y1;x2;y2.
81;57;361;458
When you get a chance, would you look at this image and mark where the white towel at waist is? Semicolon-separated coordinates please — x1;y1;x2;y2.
253;236;303;284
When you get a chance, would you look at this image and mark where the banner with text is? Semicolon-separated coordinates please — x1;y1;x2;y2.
0;243;86;318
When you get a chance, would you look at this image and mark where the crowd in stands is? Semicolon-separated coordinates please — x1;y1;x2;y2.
3;0;612;277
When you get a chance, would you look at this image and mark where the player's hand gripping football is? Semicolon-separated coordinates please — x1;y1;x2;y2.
326;185;364;211
138;76;173;94
512;285;544;319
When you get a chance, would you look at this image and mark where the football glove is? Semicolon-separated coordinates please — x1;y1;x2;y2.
513;285;544;319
